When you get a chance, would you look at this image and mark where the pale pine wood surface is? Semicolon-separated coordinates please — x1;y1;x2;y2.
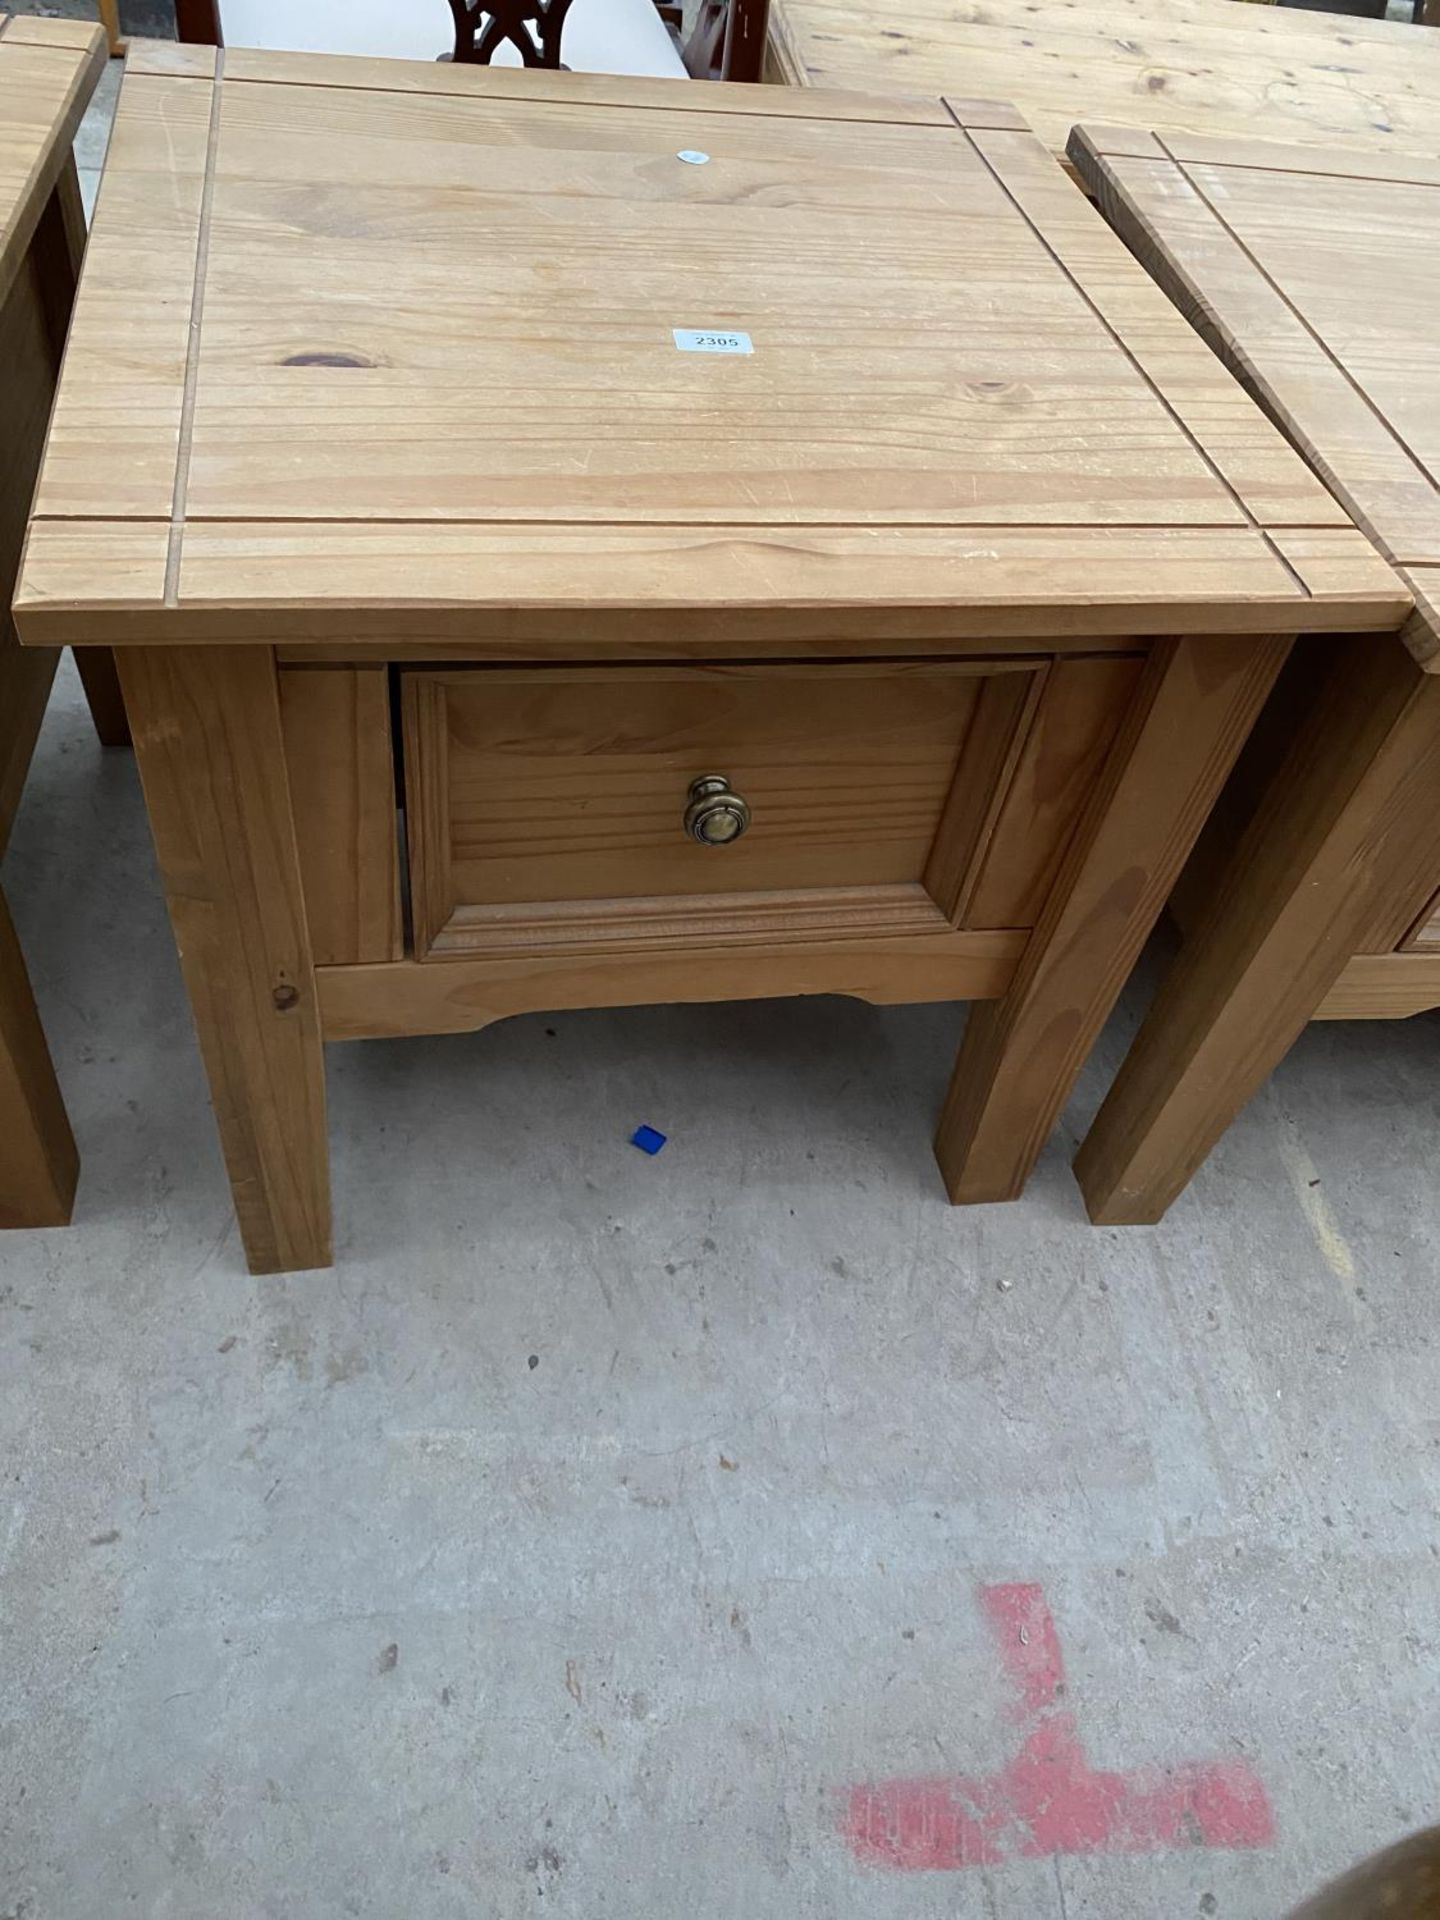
15;46;1400;647
1068;128;1440;1217
117;646;331;1274
922;669;1043;920
962;655;1142;929
404;664;1032;951
1070;126;1440;669
17;521;1408;650
18;50;1415;1261
936;629;1292;1203
0;13;104;307
277;667;402;966
31;70;213;524
1077;640;1440;1222
316;933;1029;1040
769;0;1440;167
1072;126;1440;986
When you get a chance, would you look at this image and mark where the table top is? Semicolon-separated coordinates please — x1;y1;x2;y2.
0;13;105;308
769;0;1440;168
1070;123;1440;669
17;43;1402;649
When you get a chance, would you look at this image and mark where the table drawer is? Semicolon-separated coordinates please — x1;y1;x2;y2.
400;659;1138;961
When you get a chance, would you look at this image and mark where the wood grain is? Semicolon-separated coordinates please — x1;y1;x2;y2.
430;884;958;958
1070;126;1440;614
936;629;1292;1204
0;14;105;308
18;45;1404;652
923;666;1046;921
183;90;1237;531
118;645;331;1273
0;15;106;50
317;929;1026;1039
962;655;1143;929
23;158;133;751
1128;127;1440;189
1267;530;1415;608
278;667;402;965
32;66;215;522
1316;952;1440;1018
1076;636;1440;1223
16;49;1417;1255
402;663;1045;955
1061;121;1440;1214
770;0;1440;166
966;124;1346;533
0;887;78;1229
16;520;1406;650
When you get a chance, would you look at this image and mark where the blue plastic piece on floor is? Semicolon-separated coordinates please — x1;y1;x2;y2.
631;1125;667;1156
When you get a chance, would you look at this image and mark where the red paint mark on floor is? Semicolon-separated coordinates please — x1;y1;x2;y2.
844;1583;1273;1871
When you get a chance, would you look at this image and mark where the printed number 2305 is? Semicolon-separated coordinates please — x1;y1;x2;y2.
673;328;753;355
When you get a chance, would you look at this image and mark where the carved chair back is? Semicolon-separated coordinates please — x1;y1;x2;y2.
175;0;769;81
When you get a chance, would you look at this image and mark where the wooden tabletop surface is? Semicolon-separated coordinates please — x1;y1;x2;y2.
17;44;1404;648
0;13;105;308
1070;123;1440;669
768;0;1440;167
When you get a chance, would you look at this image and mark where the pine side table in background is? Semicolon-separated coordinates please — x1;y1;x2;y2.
1070;123;1440;1222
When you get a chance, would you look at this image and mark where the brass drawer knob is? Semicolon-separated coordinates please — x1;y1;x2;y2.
685;774;751;846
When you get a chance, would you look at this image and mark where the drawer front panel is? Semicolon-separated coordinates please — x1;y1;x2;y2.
401;660;1137;960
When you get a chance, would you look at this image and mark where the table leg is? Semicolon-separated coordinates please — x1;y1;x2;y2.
72;648;130;748
118;645;331;1274
935;631;1291;1205
96;0;125;56
1076;635;1440;1224
0;887;78;1228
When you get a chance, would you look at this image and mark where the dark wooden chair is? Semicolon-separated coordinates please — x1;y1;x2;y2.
175;0;768;82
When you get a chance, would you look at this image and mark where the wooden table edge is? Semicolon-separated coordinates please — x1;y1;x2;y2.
1066;121;1440;673
0;16;106;311
12;520;1412;651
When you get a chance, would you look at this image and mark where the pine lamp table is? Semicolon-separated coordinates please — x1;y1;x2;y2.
0;13;121;1230
14;45;1407;1273
1060;126;1440;1222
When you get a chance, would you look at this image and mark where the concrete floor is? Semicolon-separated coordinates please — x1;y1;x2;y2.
7;22;1440;1920
9;671;1440;1920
